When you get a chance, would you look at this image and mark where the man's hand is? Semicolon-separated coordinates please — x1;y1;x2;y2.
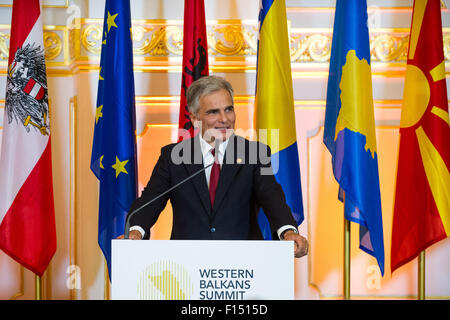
282;230;308;258
116;230;143;240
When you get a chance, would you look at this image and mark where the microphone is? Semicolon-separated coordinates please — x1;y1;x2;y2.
124;162;214;239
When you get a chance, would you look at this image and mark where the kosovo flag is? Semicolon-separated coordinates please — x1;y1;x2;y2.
323;0;385;275
255;0;304;239
90;0;137;277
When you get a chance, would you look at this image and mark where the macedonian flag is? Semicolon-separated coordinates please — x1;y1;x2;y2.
391;0;450;273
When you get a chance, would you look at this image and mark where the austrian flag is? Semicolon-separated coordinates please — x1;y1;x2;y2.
0;0;56;276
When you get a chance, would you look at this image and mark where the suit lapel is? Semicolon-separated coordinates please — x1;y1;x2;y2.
182;137;212;216
212;135;244;213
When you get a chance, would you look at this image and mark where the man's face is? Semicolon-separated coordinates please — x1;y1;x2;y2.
190;89;236;144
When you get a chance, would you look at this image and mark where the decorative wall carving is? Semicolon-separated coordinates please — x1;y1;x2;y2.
0;20;447;68
43;31;62;61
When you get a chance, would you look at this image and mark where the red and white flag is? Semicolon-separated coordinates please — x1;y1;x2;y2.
0;0;56;276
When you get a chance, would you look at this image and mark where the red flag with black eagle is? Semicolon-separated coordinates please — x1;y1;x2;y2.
178;0;209;141
0;0;56;276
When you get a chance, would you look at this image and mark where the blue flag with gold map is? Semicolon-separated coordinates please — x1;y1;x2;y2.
323;0;384;275
90;0;137;277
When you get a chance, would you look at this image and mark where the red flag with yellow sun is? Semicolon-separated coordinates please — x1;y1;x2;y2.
391;0;450;273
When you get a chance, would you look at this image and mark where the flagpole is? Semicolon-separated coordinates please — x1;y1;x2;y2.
104;260;110;300
344;219;351;299
418;250;425;300
343;192;350;300
35;275;42;300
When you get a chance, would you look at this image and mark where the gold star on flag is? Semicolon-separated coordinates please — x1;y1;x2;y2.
99;155;104;169
112;156;128;178
95;105;103;124
107;11;118;32
99;67;104;80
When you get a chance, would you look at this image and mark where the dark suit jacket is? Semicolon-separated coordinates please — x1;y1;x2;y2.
127;135;297;240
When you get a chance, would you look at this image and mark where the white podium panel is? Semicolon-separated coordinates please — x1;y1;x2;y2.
112;240;294;300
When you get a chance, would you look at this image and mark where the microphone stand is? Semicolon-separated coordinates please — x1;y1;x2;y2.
124;162;213;239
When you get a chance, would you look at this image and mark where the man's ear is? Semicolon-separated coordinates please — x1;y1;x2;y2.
189;112;198;127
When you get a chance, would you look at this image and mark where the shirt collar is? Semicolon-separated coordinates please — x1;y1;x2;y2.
199;134;231;157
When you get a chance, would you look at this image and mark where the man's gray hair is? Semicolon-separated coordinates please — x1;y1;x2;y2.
186;76;234;115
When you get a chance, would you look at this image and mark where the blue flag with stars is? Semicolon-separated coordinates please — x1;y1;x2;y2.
90;0;137;278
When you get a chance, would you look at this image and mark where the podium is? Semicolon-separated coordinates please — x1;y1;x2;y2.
112;240;294;300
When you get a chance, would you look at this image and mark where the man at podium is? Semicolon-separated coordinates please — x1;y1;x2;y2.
126;76;308;258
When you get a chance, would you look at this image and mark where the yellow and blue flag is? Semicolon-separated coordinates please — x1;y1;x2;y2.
90;0;137;276
255;0;304;239
324;0;384;275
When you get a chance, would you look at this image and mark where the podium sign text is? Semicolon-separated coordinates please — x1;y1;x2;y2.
112;240;294;300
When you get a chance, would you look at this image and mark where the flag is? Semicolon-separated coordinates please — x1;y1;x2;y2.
0;0;56;276
90;0;137;277
323;0;385;275
391;0;450;273
178;0;209;141
255;0;304;239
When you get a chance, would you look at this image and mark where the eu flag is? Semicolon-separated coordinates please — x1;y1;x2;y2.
323;0;385;275
90;0;137;277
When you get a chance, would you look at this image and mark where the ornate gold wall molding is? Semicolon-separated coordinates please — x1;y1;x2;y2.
0;31;9;60
290;30;410;63
77;20;449;65
0;25;67;67
208;24;257;56
0;0;69;8
44;31;63;61
0;20;448;72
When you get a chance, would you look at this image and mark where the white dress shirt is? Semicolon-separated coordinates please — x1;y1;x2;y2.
199;135;228;188
130;135;297;239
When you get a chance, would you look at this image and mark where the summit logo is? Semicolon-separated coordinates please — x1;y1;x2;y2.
137;261;194;300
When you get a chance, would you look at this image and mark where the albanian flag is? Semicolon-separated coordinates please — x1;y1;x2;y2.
391;0;450;273
0;0;56;276
178;0;209;141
